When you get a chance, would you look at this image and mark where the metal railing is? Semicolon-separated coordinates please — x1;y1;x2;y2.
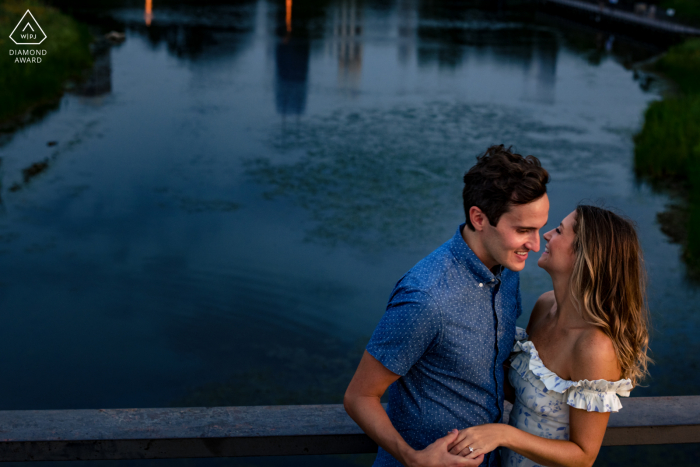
0;396;698;461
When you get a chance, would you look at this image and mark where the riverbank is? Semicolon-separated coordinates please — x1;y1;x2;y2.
0;0;92;127
634;37;700;275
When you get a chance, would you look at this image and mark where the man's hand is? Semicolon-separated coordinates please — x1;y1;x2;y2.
344;352;484;467
408;430;485;467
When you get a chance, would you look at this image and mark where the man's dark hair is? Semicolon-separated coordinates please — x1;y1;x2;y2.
463;145;549;231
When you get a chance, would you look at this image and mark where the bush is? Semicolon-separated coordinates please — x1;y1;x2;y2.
634;96;700;179
0;0;92;124
654;39;700;95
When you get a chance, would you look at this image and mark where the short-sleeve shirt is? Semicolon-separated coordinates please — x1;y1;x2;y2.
366;224;522;467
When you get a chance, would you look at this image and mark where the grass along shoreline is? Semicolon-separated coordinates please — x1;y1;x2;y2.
634;38;700;276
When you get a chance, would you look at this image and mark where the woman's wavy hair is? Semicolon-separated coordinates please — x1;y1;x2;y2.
570;205;651;387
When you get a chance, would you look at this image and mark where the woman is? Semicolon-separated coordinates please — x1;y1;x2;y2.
447;205;651;467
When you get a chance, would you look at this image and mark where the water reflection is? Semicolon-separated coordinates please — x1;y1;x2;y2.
246;101;619;252
523;33;558;104
275;0;310;116
73;42;112;100
0;3;693;466
417;22;559;104
275;40;310;116
397;0;417;65
123;2;257;60
286;0;292;32
331;0;363;91
145;0;153;26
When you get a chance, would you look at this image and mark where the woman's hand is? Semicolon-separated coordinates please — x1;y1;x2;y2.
446;424;509;459
408;430;485;467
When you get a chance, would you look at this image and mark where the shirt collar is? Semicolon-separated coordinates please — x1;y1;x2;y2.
449;223;503;285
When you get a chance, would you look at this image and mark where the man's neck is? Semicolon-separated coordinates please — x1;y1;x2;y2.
461;224;499;271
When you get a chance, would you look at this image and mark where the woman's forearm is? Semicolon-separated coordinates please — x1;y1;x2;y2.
501;425;595;467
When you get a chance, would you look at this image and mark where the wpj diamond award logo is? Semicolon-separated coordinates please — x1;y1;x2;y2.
10;10;46;44
9;10;47;63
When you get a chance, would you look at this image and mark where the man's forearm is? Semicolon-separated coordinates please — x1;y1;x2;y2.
344;394;416;467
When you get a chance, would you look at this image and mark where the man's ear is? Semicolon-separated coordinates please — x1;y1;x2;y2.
469;206;489;232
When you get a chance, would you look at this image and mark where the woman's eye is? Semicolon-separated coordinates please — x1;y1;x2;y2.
555;228;561;234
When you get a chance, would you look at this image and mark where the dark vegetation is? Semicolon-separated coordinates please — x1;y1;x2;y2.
608;0;700;23
660;0;700;23
0;0;92;126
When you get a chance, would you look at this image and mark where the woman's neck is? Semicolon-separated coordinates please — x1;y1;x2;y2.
550;273;585;327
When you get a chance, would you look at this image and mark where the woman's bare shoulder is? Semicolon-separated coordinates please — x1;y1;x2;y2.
570;327;621;382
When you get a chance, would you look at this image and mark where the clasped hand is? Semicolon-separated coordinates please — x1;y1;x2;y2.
446;424;505;460
409;429;485;467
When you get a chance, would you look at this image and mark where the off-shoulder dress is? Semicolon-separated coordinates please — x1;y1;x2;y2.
502;327;633;467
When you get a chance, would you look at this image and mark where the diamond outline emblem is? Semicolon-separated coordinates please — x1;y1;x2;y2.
9;10;47;45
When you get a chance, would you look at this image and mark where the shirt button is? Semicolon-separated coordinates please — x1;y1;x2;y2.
479;283;484;287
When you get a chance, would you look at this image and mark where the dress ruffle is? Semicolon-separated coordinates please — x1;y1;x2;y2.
510;327;632;413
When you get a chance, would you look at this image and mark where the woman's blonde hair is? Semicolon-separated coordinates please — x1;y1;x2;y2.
569;205;651;387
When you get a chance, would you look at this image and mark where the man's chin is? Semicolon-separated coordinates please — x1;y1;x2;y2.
502;259;526;272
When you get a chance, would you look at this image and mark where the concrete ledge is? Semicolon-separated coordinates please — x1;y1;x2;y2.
604;396;700;445
0;397;698;461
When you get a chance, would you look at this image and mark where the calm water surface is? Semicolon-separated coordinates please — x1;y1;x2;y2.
0;0;697;464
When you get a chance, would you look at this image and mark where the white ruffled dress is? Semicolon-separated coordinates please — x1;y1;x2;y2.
502;327;633;467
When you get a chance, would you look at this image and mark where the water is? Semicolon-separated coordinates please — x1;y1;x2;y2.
0;0;697;464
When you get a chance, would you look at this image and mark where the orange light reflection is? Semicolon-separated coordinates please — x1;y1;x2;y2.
286;0;292;33
145;0;153;26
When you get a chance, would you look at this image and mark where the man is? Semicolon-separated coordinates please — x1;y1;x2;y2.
344;145;550;467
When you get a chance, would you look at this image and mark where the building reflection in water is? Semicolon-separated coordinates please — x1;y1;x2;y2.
274;0;310;117
520;34;558;104
397;0;417;66
145;0;153;26
130;2;257;60
413;5;559;105
325;0;363;92
535;40;558;104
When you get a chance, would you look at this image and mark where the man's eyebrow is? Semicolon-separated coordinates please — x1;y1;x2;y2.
514;226;537;230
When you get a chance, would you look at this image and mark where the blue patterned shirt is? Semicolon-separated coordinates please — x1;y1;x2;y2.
367;224;522;467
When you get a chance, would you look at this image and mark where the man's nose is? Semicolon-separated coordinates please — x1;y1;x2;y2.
526;233;540;252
